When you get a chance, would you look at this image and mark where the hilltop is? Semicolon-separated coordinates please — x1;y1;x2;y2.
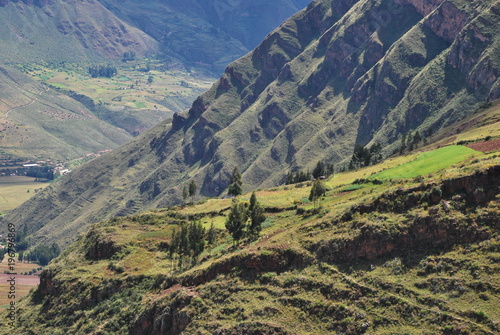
5;0;500;251
1;112;498;334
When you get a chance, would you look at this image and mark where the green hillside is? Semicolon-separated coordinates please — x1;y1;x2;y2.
5;0;499;252
1;133;498;334
373;146;480;179
0;66;132;161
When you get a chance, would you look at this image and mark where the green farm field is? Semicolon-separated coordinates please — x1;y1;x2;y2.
373;146;481;180
15;62;216;133
0;177;50;213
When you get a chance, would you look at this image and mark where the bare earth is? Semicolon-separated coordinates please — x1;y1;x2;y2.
467;138;500;152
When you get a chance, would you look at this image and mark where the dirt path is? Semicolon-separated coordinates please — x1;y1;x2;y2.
4;87;50;119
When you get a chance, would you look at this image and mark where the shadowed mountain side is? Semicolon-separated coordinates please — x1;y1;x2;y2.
5;0;500;249
98;0;311;73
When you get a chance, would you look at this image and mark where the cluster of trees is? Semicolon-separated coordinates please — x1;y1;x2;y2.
285;160;334;185
285;170;311;184
226;192;266;244
349;143;382;170
399;130;427;154
169;221;211;264
26;166;54;180
88;65;117;78
19;243;60;266
122;51;136;62
312;161;335;179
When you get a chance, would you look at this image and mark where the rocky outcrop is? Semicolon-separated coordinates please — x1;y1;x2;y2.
182;247;314;287
84;228;120;261
315;214;491;262
314;165;500;262
131;290;194;335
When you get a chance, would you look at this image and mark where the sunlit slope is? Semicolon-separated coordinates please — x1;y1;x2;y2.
2;141;498;334
0;66;132;161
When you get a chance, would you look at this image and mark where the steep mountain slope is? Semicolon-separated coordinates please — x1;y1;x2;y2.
0;0;309;73
0;0;158;63
98;0;311;73
2;133;499;334
5;0;500;249
0;66;132;161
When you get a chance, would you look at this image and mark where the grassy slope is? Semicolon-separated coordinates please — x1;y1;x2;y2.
16;62;215;135
4;0;500;255
0;177;50;214
1;120;499;334
373;146;480;179
0;66;132;161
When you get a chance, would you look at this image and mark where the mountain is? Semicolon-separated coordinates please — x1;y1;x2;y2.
0;0;158;63
4;0;500;250
0;0;311;160
0;0;310;73
98;0;312;73
0;0;311;162
0;65;132;161
1;116;499;333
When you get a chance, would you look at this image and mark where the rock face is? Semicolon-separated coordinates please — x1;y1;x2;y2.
6;0;500;250
315;165;500;262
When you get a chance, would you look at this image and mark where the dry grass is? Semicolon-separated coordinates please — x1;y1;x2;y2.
0;177;50;213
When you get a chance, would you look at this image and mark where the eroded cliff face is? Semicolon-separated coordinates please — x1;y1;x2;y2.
314;165;500;262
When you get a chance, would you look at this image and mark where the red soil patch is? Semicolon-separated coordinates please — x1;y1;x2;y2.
467;138;500;152
151;284;199;303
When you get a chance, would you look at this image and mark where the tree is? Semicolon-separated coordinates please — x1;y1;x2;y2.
225;199;248;244
312;161;325;179
248;192;265;238
188;180;197;204
182;185;188;205
309;179;327;208
147;75;154;84
228;167;242;197
188;221;205;257
207;223;217;246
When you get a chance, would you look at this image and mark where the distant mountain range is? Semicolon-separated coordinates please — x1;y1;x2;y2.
6;0;499;250
0;0;310;73
0;0;310;161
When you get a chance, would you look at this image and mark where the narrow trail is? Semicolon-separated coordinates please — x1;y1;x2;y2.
3;87;50;119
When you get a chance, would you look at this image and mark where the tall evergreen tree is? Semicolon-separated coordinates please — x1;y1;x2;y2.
309;179;327;208
225;198;247;244
248;192;265;238
188;180;197;204
207;223;217;246
182;185;188;205
228;167;243;197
